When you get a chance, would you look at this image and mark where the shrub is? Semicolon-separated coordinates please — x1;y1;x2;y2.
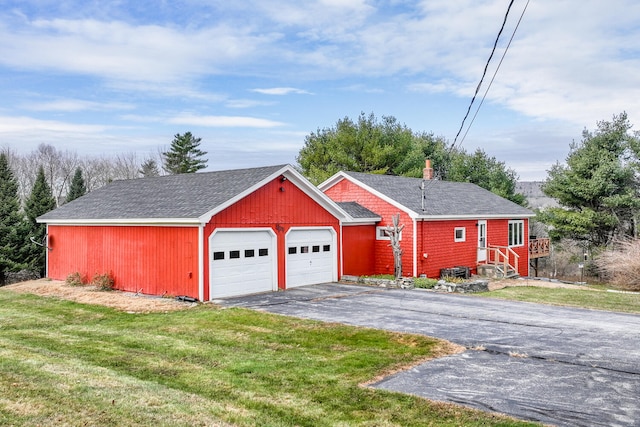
594;239;640;291
414;277;438;289
65;272;85;287
91;272;115;291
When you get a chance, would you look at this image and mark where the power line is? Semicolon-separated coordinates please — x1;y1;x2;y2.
457;0;531;147
450;0;517;150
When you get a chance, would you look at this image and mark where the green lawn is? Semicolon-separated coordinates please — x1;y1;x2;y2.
478;286;640;314
0;290;537;427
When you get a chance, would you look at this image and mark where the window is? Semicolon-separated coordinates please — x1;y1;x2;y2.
288;247;297;255
229;250;240;259
300;246;309;254
323;244;331;252
259;248;269;256
312;245;320;253
244;249;255;258
376;226;402;241
454;227;466;242
213;251;224;260
508;220;524;247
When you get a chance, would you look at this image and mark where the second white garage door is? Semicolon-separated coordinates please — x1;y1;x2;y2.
286;228;336;288
209;229;276;298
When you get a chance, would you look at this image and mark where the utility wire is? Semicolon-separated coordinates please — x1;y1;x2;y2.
457;0;530;147
451;0;516;150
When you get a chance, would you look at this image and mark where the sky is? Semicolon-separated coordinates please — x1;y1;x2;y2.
1;0;639;181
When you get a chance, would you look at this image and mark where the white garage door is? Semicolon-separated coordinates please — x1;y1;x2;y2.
210;229;276;298
286;228;335;288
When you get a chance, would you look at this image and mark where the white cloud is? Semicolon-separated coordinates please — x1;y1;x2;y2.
22;99;135;112
0;17;277;83
168;113;286;128
0;115;108;133
251;87;312;95
225;99;276;108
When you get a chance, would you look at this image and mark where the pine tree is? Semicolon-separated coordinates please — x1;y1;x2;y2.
540;113;640;248
24;165;57;276
65;167;86;203
139;158;160;177
0;153;28;284
162;132;208;174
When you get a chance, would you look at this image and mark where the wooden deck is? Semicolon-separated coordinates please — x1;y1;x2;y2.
529;238;550;259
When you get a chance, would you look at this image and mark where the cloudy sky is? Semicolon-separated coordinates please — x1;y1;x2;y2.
1;0;639;180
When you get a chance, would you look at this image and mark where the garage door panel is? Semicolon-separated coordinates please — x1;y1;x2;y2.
286;229;335;288
210;230;275;298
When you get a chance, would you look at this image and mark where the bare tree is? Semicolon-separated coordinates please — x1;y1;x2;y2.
113;152;141;180
384;214;405;279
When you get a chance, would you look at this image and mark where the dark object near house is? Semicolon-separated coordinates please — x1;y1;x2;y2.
176;295;198;303
440;266;470;279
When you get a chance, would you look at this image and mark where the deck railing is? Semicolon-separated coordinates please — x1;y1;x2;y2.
529;238;550;258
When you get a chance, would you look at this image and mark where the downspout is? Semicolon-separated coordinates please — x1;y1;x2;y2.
412;218;417;277
198;224;204;302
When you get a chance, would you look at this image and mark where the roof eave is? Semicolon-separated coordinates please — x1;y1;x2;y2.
38;218;200;226
418;213;536;220
342;216;382;225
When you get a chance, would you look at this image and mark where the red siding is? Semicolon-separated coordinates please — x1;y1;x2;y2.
420;220;478;278
47;225;199;297
419;219;530;278
326;177;530;279
486;219;529;277
324;179;414;276
203;177;341;300
342;225;376;276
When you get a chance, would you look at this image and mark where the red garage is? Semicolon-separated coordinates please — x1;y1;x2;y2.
38;165;352;301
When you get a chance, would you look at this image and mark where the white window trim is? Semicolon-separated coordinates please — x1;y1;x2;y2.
454;227;466;242
508;220;524;247
376;226;402;241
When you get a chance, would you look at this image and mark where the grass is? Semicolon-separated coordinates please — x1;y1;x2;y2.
0;291;537;427
478;286;640;314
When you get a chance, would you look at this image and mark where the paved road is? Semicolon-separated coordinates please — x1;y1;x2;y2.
218;283;640;427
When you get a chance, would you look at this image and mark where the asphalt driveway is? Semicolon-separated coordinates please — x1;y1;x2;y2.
217;283;640;427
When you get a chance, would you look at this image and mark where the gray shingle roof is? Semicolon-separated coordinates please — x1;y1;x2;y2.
336;202;380;219
38;165;287;221
342;171;534;217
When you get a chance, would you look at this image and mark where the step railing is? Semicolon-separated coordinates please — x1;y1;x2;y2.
481;245;519;277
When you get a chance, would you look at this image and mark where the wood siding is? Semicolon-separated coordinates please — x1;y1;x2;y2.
324;179;414;276
342;225;376;276
325;177;531;279
485;218;530;277
47;225;199;297
419;220;478;278
203;177;341;300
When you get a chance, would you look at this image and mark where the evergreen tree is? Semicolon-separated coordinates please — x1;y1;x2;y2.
297;112;525;203
540;113;640;248
65;167;86;203
162;132;208;174
0;153;28;284
139;158;160;177
24;166;57;276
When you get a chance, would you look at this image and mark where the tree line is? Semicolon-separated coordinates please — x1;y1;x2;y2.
297;112;526;204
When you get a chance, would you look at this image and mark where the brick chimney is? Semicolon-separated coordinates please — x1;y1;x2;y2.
423;159;434;180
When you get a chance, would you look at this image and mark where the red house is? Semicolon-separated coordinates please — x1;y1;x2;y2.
38;162;535;300
37;165;353;300
319;162;535;279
